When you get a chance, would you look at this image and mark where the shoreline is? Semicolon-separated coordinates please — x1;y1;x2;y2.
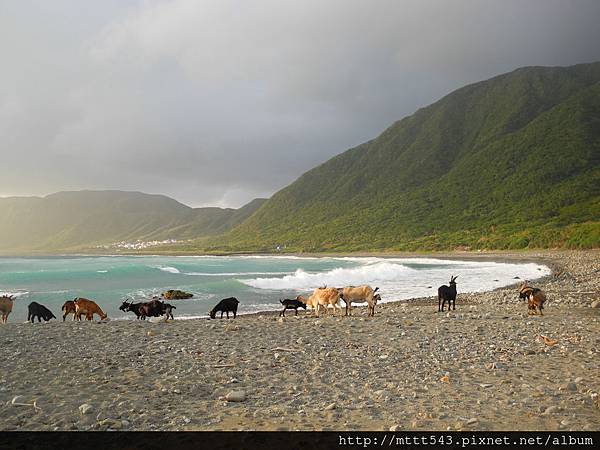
1;251;556;322
0;249;598;431
0;247;596;260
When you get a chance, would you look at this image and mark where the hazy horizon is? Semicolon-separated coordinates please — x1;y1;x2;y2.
2;0;600;208
0;188;268;209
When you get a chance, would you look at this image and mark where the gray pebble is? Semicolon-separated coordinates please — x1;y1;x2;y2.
79;404;94;415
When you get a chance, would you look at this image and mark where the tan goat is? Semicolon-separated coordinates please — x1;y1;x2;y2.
338;285;379;317
297;287;342;317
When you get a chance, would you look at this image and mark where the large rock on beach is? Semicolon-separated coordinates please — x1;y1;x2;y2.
162;290;193;300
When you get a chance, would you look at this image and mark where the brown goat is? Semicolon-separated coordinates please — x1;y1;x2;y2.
62;300;76;321
518;282;547;316
74;298;108;321
0;295;15;324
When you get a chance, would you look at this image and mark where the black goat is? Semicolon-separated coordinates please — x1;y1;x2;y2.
279;298;307;317
27;302;56;323
121;299;176;320
119;300;144;319
138;299;167;320
209;297;239;319
162;302;176;320
438;275;458;312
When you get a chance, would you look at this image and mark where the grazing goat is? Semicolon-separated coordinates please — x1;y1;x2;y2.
27;302;56;323
296;294;318;313
297;287;341;317
372;293;381;314
209;297;239;319
74;298;107;321
61;301;76;321
0;295;15;324
518;282;547;316
438;276;458;312
279;298;307;317
338;285;380;317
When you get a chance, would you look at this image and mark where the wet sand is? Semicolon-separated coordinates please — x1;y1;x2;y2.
0;250;598;431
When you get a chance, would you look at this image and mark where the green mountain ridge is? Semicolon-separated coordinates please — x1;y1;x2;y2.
199;62;600;252
0;191;267;252
2;62;598;254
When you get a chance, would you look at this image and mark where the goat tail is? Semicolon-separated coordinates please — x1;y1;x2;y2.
373;287;379;294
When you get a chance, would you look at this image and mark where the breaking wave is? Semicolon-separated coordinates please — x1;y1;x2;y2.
155;266;181;274
0;291;29;298
240;262;417;291
184;271;293;277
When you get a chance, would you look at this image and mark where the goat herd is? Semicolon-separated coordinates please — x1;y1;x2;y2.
0;277;547;324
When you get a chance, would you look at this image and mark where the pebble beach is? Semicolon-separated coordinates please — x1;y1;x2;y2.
1;250;599;431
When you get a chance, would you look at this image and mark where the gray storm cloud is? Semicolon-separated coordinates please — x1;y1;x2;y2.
1;0;599;207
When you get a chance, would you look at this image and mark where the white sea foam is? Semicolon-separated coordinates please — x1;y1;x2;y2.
97;270;108;273
240;262;418;291
0;291;29;298
155;266;181;274
184;271;293;277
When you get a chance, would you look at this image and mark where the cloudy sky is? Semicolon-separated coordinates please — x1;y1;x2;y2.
1;1;599;207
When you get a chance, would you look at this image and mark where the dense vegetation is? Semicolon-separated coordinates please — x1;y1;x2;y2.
194;62;600;253
0;191;266;252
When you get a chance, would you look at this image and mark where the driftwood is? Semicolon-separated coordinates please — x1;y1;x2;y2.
538;335;559;346
10;397;41;412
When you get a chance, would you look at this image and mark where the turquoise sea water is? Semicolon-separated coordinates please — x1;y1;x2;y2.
0;255;550;321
